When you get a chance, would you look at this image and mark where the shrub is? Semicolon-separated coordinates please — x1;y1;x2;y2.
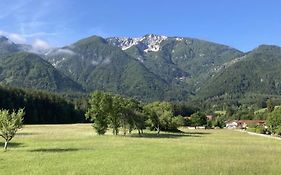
275;126;281;136
255;125;266;134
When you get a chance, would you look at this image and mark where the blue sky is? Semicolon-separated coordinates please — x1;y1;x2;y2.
0;0;280;51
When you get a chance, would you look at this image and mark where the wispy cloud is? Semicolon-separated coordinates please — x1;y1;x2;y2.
0;0;70;46
32;39;50;50
0;0;33;19
0;0;110;47
0;30;26;44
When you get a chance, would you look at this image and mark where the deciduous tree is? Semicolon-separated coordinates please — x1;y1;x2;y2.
267;108;281;135
85;92;112;135
267;98;275;113
190;112;207;129
0;108;24;150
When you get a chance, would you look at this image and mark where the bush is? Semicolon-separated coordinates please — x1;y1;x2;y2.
275;126;281;136
247;127;256;133
213;115;226;128
247;125;266;134
247;124;258;129
267;108;281;134
206;120;213;129
255;125;266;134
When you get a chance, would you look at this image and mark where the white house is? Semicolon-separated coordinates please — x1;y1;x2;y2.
226;121;238;129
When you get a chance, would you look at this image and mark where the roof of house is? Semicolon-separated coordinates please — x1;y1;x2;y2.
226;120;265;125
238;120;265;124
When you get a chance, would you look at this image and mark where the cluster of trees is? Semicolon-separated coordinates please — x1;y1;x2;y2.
197;93;281;113
144;102;184;133
188;112;226;129
246;99;281;135
85;92;185;135
0;86;85;124
218;99;276;121
213;98;281;135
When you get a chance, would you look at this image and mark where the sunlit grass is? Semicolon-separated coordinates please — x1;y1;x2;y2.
0;124;281;175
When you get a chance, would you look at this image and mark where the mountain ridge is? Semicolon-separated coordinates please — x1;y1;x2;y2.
1;34;281;103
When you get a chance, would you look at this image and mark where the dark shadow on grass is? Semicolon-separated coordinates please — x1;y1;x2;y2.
0;142;24;148
29;148;79;153
182;131;211;135
17;132;39;136
129;133;202;139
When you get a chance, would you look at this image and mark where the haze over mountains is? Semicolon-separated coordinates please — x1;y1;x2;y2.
0;34;280;102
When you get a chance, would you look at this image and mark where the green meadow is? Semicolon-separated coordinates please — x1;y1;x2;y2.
0;124;281;175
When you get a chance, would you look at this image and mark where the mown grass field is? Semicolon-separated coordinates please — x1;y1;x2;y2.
0;124;281;175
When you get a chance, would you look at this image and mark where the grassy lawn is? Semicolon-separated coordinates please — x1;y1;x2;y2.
0;124;281;175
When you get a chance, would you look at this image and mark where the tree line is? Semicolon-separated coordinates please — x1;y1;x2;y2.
0;86;85;124
0;86;199;126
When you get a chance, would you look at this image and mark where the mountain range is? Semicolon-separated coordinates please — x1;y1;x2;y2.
0;34;281;102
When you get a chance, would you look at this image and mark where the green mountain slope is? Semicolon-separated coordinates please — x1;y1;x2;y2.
45;36;172;101
43;34;244;101
0;52;83;92
198;45;281;99
109;35;243;92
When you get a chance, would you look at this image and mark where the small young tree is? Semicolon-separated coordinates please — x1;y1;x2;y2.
0;109;24;150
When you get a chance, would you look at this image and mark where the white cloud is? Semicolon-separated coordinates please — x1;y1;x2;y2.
56;49;75;55
0;30;26;44
32;39;50;50
8;33;26;44
0;29;57;48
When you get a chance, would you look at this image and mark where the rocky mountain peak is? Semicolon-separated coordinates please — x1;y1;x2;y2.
107;34;168;52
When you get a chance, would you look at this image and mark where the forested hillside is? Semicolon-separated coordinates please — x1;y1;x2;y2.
198;45;281;105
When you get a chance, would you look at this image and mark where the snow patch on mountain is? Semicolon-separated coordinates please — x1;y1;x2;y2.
176;37;183;41
108;37;141;50
51;57;67;68
142;34;167;52
107;34;168;52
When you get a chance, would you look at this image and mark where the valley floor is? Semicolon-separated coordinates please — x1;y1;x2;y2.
0;124;281;175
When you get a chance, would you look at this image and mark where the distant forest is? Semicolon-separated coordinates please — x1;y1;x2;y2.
0;86;87;124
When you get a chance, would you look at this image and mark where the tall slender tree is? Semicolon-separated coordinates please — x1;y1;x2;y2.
85;92;112;135
267;98;275;113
